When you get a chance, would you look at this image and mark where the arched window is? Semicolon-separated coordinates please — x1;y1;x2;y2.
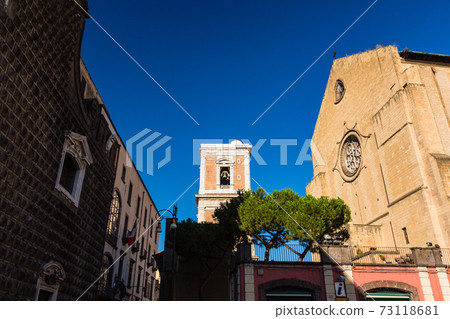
106;190;121;243
365;288;412;301
98;254;114;297
34;261;66;301
220;167;230;186
359;280;419;301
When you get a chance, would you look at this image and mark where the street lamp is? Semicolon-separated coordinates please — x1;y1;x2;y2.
156;204;178;233
156;204;178;301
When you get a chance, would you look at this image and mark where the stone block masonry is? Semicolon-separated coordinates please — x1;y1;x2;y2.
0;0;118;300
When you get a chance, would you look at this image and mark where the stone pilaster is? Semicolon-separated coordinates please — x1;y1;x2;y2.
418;267;434;301
436;267;450;301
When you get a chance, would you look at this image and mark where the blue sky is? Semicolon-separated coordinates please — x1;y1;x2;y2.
80;0;450;250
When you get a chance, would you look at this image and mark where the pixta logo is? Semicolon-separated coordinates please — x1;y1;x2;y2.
193;139;324;166
126;129;172;175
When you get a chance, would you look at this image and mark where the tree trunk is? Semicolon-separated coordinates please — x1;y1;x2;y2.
264;247;270;261
298;242;312;262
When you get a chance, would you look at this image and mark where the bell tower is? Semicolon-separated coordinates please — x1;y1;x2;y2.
196;140;252;222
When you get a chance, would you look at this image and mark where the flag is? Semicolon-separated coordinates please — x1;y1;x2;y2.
127;220;137;245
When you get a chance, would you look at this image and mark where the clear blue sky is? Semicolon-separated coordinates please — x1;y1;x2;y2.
80;0;450;251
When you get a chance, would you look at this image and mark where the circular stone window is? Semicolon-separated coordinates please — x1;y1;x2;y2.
334;79;345;104
340;133;362;179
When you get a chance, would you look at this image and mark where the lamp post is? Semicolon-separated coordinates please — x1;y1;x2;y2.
156;204;178;301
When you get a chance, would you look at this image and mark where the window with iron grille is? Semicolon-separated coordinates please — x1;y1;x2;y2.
106;190;121;243
136;196;141;217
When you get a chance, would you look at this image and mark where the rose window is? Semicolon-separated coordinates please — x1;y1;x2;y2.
340;134;362;177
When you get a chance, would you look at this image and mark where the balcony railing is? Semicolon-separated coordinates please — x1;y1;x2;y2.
351;246;414;265
106;233;118;247
250;243;450;266
140;249;147;261
147;257;155;269
131;241;140;253
253;244;321;262
440;247;450;266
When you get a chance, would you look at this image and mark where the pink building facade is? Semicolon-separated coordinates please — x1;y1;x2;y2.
230;245;450;301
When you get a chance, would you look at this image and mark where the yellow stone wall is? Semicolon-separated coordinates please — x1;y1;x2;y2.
307;46;450;248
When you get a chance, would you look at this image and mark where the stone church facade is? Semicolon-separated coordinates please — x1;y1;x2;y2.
307;46;450;249
0;0;120;300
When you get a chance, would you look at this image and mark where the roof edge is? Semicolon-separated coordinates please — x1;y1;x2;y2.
400;49;450;64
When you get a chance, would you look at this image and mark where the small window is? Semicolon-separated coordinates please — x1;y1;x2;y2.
150;219;153;237
80;76;87;98
59;154;78;195
127;182;133;205
144;208;148;228
144;273;149;298
220;167;230;187
37;290;53;301
122;215;129;241
121;165;126;182
55;132;93;207
136;267;142;293
402;227;409;244
147;245;152;264
136;196;141;217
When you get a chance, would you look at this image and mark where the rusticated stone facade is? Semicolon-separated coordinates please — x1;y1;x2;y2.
0;0;119;300
307;46;450;249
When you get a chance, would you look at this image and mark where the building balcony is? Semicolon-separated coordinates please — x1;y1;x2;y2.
249;243;450;267
131;242;140;253
106;233;118;247
147;257;157;271
140;249;147;261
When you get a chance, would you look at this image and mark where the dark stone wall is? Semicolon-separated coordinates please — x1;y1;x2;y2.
0;0;117;300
